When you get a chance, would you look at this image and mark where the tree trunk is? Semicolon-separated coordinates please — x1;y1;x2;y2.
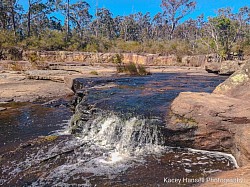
28;0;31;37
66;0;70;40
10;0;16;36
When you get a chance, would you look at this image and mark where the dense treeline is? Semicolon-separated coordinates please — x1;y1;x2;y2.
0;0;250;60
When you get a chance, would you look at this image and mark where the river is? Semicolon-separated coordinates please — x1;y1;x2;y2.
0;73;237;186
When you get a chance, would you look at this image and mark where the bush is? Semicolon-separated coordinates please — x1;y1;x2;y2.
125;62;138;75
117;62;150;76
27;52;40;63
0;30;17;48
7;47;23;61
90;71;98;75
111;53;124;64
39;30;67;50
137;64;150;75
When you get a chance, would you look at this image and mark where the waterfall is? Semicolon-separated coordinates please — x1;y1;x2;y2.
76;112;165;156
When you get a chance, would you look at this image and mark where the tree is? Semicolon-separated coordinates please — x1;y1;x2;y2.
91;8;114;39
161;0;196;39
0;0;22;35
201;8;249;60
25;0;54;37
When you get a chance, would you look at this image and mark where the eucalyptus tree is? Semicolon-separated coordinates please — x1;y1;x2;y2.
161;0;196;39
201;7;250;60
152;13;164;39
52;0;71;38
25;0;55;37
136;12;151;41
91;8;115;39
69;1;92;38
0;0;22;35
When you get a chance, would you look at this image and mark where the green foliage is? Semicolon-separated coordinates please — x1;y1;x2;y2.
117;62;150;76
6;47;22;61
125;62;138;75
27;52;39;63
90;71;98;75
39;30;67;50
137;64;150;75
111;53;124;64
0;30;17;48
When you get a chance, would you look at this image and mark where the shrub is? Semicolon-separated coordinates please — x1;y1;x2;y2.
137;64;150;75
27;52;40;63
7;47;23;61
117;62;150;76
90;70;98;75
125;62;138;75
39;30;67;50
111;53;124;64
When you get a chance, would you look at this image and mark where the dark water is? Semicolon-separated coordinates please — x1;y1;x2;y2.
0;73;235;187
0;101;73;150
75;73;227;117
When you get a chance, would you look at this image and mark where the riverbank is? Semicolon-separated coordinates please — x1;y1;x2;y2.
0;66;215;104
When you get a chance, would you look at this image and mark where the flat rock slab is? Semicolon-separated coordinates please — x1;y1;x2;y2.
25;70;78;82
0;79;73;102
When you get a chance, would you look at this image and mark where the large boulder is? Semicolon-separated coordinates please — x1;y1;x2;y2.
205;59;246;75
166;92;250;166
219;60;244;75
205;62;221;73
181;55;207;67
214;60;250;100
167;60;250;167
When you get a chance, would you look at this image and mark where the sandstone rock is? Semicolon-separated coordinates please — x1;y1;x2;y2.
214;60;250;100
182;55;207;67
166;92;250;166
205;62;220;73
25;70;76;82
199;164;250;187
219;60;243;75
167;60;250;167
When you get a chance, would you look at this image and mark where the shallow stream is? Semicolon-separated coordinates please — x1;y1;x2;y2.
0;73;236;187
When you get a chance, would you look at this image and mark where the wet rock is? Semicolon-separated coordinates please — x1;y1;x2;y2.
199;164;250;187
0;98;13;103
42;98;69;108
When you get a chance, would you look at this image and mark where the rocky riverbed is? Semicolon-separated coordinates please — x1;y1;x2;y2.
0;63;249;186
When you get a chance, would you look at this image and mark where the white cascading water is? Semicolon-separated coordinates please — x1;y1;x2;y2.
29;113;165;186
1;112;238;187
79;113;164;155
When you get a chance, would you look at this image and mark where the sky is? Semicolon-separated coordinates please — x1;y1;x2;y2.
20;0;250;21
